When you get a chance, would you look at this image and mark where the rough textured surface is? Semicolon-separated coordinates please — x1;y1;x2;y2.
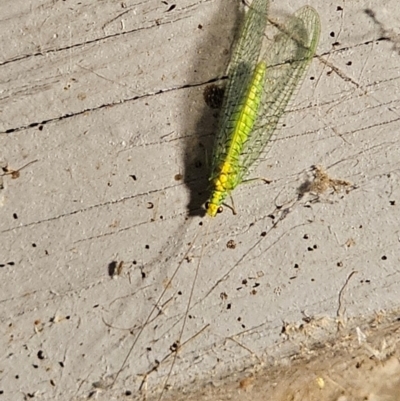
1;1;400;400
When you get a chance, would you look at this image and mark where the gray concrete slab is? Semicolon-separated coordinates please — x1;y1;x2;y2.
1;1;400;400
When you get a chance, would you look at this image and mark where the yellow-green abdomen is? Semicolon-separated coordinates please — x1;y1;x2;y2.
207;61;267;217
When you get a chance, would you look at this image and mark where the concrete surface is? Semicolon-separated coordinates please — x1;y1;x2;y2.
1;0;400;400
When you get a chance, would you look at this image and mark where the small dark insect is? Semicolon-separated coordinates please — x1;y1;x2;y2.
108;261;124;277
226;239;236;249
203;84;225;109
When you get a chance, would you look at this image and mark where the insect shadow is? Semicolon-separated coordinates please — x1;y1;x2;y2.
181;4;242;217
183;85;225;217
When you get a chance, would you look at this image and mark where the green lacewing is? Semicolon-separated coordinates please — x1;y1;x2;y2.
112;2;321;397
206;0;321;217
